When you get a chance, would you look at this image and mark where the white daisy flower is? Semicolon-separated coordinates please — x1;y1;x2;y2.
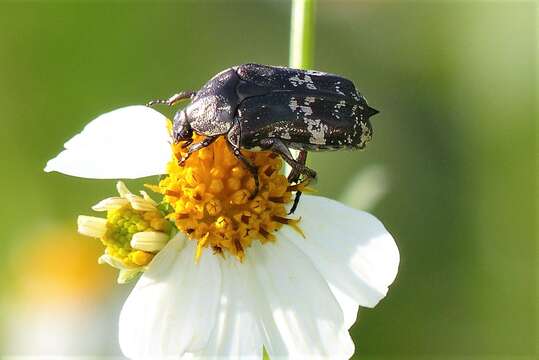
45;105;399;359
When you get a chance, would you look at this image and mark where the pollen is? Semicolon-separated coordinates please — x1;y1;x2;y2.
157;136;305;261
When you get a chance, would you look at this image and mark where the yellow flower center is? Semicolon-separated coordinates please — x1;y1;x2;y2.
156;136;304;261
103;206;171;267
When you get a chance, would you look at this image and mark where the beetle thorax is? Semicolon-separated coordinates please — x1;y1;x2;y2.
184;96;233;137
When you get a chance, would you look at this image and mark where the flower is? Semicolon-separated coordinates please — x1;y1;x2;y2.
77;180;173;283
45;106;399;359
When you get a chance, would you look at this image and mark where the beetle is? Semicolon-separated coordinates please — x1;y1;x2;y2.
147;63;379;213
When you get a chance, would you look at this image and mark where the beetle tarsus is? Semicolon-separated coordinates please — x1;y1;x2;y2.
258;139;317;214
287;150;308;214
177;136;218;166
187;135;219;153
289;189;302;214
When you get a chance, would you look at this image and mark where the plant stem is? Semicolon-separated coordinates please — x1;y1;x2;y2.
289;0;315;69
286;0;316;175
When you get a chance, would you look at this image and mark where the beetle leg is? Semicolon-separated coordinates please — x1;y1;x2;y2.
225;141;259;199
181;138;194;148
286;150;307;214
260;139;317;182
146;91;197;107
287;150;308;183
178;135;218;166
259;139;316;214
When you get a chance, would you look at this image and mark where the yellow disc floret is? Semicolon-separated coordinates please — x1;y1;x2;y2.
78;181;173;282
157;136;304;261
102;207;169;267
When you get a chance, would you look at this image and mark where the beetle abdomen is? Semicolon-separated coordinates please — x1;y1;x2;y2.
237;92;372;150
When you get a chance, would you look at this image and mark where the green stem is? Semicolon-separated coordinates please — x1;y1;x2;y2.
286;0;316;174
289;0;316;69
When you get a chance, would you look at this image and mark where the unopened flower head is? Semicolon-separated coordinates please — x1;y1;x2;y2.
78;181;173;283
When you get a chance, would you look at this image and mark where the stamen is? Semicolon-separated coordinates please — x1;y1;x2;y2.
165;189;182;198
272;216;305;238
287;179;314;193
258;227;275;241
269;196;287;203
195;233;210;263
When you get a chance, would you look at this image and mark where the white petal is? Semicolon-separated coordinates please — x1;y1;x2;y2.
91;197;129;211
329;285;360;330
194;257;263;360
98;254;130;270
245;240;354;359
282;195;400;311
118;269;143;284
130;231;169;252
77;215;107;238
117;180;133;197
44;106;171;179
119;235;221;359
139;190;158;206
125;194;158;212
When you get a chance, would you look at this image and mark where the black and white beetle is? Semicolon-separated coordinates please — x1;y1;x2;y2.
147;63;379;213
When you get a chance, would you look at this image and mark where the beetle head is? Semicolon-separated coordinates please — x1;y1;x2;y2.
172;110;193;143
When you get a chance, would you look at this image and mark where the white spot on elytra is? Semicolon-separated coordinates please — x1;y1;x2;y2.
335;81;345;95
289;74;317;90
359;122;372;147
289;96;315;116
305;69;327;76
304;118;328;145
334;100;347;111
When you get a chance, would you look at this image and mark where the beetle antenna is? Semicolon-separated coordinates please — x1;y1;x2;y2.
146;91;197;107
146;99;169;107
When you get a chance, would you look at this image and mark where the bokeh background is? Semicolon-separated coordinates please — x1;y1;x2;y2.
0;1;536;358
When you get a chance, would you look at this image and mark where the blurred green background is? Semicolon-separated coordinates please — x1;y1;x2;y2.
0;1;536;358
